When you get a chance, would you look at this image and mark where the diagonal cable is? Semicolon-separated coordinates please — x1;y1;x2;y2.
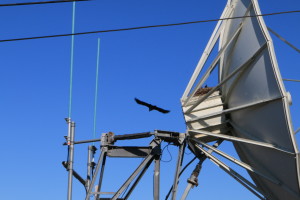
0;0;90;7
0;10;300;43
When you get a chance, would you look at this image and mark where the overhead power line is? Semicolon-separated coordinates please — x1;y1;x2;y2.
0;0;89;7
1;9;300;43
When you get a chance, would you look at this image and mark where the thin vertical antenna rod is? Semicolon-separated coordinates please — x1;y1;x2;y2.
68;1;76;118
67;2;76;199
93;38;101;140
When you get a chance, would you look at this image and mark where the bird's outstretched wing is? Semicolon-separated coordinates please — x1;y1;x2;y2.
153;106;170;113
135;98;152;107
134;98;170;114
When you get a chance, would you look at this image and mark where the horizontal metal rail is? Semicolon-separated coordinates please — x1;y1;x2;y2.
114;132;153;140
186;96;281;122
66;138;101;145
64;132;154;145
90;192;115;195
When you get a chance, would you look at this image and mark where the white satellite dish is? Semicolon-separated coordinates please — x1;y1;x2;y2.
181;0;300;199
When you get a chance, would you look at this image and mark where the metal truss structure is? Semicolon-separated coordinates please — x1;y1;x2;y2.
62;117;289;200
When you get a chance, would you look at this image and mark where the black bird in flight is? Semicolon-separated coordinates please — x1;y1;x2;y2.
134;98;170;114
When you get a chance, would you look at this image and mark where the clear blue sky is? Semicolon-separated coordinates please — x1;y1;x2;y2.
0;0;299;199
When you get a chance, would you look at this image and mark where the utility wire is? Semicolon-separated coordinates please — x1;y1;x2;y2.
160;144;172;162
0;0;89;7
165;156;197;200
1;10;300;43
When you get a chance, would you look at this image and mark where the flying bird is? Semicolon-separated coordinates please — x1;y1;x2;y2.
134;98;170;114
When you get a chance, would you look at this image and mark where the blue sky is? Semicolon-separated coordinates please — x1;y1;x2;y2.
0;0;299;199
